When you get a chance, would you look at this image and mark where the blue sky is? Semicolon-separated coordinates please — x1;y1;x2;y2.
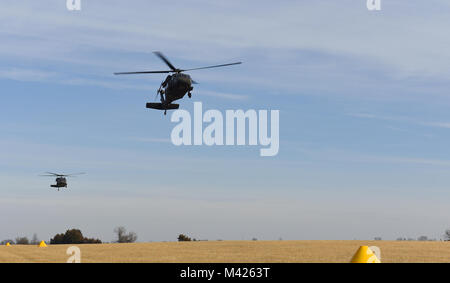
1;0;450;242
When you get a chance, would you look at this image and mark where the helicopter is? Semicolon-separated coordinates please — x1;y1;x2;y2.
114;51;242;115
40;172;85;191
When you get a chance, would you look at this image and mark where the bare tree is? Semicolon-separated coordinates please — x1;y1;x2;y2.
31;233;40;245
115;227;126;242
114;226;137;243
444;229;450;241
127;231;137;243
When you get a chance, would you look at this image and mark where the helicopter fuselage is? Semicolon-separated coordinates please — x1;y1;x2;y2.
51;177;67;188
161;73;193;104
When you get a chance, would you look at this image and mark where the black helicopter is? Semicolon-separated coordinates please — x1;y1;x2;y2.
40;172;85;191
114;52;242;115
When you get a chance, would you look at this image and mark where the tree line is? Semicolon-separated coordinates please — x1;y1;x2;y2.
1;226;138;245
0;233;40;245
2;231;202;244
4;229;450;244
395;230;450;241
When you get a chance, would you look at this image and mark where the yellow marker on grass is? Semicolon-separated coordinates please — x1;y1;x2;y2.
351;246;381;263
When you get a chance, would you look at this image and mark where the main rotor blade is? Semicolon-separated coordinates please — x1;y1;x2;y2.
182;62;242;72
66;172;86;177
153;51;179;72
45;172;61;176
114;71;173;75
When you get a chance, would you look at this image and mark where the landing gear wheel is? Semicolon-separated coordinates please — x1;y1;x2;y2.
188;92;192;98
164;110;167;115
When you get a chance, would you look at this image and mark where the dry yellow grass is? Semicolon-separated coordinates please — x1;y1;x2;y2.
0;240;449;263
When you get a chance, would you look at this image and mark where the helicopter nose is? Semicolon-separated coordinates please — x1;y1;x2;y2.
180;74;197;85
185;75;193;84
187;76;198;84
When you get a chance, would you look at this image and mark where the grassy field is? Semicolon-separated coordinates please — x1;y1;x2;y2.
0;240;449;263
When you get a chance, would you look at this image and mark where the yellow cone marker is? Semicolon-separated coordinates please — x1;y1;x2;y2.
38;241;47;248
6;242;11;246
350;246;381;263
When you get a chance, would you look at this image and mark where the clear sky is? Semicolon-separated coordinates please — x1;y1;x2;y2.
1;0;450;242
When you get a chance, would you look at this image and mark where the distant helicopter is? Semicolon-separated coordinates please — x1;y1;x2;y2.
114;51;242;115
40;172;85;191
